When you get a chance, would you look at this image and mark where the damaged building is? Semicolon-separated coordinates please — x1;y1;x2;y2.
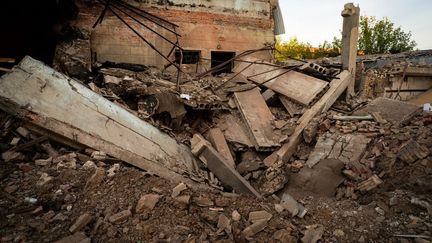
0;1;431;242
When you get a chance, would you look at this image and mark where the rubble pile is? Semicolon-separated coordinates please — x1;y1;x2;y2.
1;54;431;242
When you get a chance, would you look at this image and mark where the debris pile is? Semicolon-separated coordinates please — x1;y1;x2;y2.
1;53;431;242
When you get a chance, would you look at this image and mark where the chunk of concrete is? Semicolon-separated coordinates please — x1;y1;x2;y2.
36;173;53;186
35;157;52;166
242;219;268;240
69;213;92;233
207;128;236;168
248;210;272;223
0;56;200;186
306;134;371;168
191;134;261;198
54;232;90;243
301;224;324;243
171;182;187;198
354;97;421;125
108;209;132;224
85;167;105;190
136;194;161;213
232;210;241;221
283;159;345;198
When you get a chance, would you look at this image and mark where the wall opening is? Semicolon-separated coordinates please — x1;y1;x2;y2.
175;50;201;64
0;0;78;66
211;51;236;75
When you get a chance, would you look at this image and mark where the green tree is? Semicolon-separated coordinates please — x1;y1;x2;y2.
275;36;313;60
276;16;417;60
355;16;416;54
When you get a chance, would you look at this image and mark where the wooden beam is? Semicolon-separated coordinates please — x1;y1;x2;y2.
0;56;202;187
264;71;351;166
341;3;360;98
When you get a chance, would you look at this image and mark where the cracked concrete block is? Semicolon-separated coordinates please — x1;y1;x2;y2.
306;134;371;168
0;56;201;187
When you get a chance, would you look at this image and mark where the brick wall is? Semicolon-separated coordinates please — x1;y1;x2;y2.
74;0;276;71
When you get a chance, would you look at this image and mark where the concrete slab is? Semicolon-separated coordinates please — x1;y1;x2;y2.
355;97;421;124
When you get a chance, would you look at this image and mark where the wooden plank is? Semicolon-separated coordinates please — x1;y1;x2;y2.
234;88;279;149
191;134;261;198
233;57;328;105
0;56;201;186
207;128;236;168
264;71;351;166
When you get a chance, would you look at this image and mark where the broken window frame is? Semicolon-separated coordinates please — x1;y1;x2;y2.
175;50;201;64
211;51;236;75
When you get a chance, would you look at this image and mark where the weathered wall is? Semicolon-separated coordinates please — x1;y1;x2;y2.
74;0;276;71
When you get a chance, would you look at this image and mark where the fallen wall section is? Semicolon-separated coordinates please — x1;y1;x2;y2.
0;56;199;185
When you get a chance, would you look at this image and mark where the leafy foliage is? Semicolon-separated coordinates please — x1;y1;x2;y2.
358;16;416;54
275;36;340;61
276;16;417;60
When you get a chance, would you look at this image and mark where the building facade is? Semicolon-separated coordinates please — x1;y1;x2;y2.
75;0;282;73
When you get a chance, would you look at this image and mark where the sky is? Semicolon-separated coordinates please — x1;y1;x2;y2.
278;0;432;50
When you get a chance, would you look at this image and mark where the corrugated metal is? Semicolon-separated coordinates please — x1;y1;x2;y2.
273;4;285;35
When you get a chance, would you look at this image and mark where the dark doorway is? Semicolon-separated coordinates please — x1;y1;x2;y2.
175;50;201;64
211;51;236;75
0;0;78;66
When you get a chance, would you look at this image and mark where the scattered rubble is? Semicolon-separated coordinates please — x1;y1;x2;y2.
0;9;431;241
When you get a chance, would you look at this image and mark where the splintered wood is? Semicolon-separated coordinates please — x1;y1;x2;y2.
233;57;328;105
234;88;280;150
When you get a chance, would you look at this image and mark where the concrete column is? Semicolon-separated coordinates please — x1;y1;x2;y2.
341;2;360;98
